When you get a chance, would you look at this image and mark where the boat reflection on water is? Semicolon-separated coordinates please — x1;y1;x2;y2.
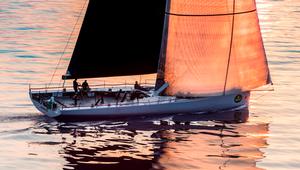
33;109;268;170
157;110;267;170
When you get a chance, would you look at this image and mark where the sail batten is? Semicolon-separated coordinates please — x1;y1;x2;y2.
166;9;257;17
158;0;271;97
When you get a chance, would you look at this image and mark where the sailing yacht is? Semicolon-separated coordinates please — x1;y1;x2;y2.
29;0;271;118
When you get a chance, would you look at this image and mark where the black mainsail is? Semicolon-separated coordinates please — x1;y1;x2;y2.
64;0;166;79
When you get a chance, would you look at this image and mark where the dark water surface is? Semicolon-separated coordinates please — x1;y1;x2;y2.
0;0;299;170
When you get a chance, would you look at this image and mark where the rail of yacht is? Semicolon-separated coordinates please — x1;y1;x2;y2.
29;82;183;110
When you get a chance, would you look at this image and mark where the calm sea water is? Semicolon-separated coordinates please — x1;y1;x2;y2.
0;0;299;170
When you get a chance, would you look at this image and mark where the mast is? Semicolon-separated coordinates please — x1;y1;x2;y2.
155;0;171;90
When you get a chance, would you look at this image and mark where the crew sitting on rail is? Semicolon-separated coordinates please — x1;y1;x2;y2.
134;81;146;91
82;80;90;92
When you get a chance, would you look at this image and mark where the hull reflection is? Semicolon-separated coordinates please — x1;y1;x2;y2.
32;108;268;170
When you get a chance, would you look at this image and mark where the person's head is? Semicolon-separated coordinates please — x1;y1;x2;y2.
84;80;87;83
135;81;138;84
75;78;77;81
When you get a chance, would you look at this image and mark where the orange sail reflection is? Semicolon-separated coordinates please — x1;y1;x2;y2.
156;112;268;170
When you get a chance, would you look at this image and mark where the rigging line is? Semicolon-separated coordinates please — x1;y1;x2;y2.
251;84;274;92
251;89;274;91
223;0;236;96
251;84;274;100
48;0;89;87
166;9;256;17
252;89;273;101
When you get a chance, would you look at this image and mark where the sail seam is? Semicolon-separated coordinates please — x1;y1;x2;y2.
166;9;256;17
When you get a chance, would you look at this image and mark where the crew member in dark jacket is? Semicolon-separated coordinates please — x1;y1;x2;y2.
73;78;79;93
